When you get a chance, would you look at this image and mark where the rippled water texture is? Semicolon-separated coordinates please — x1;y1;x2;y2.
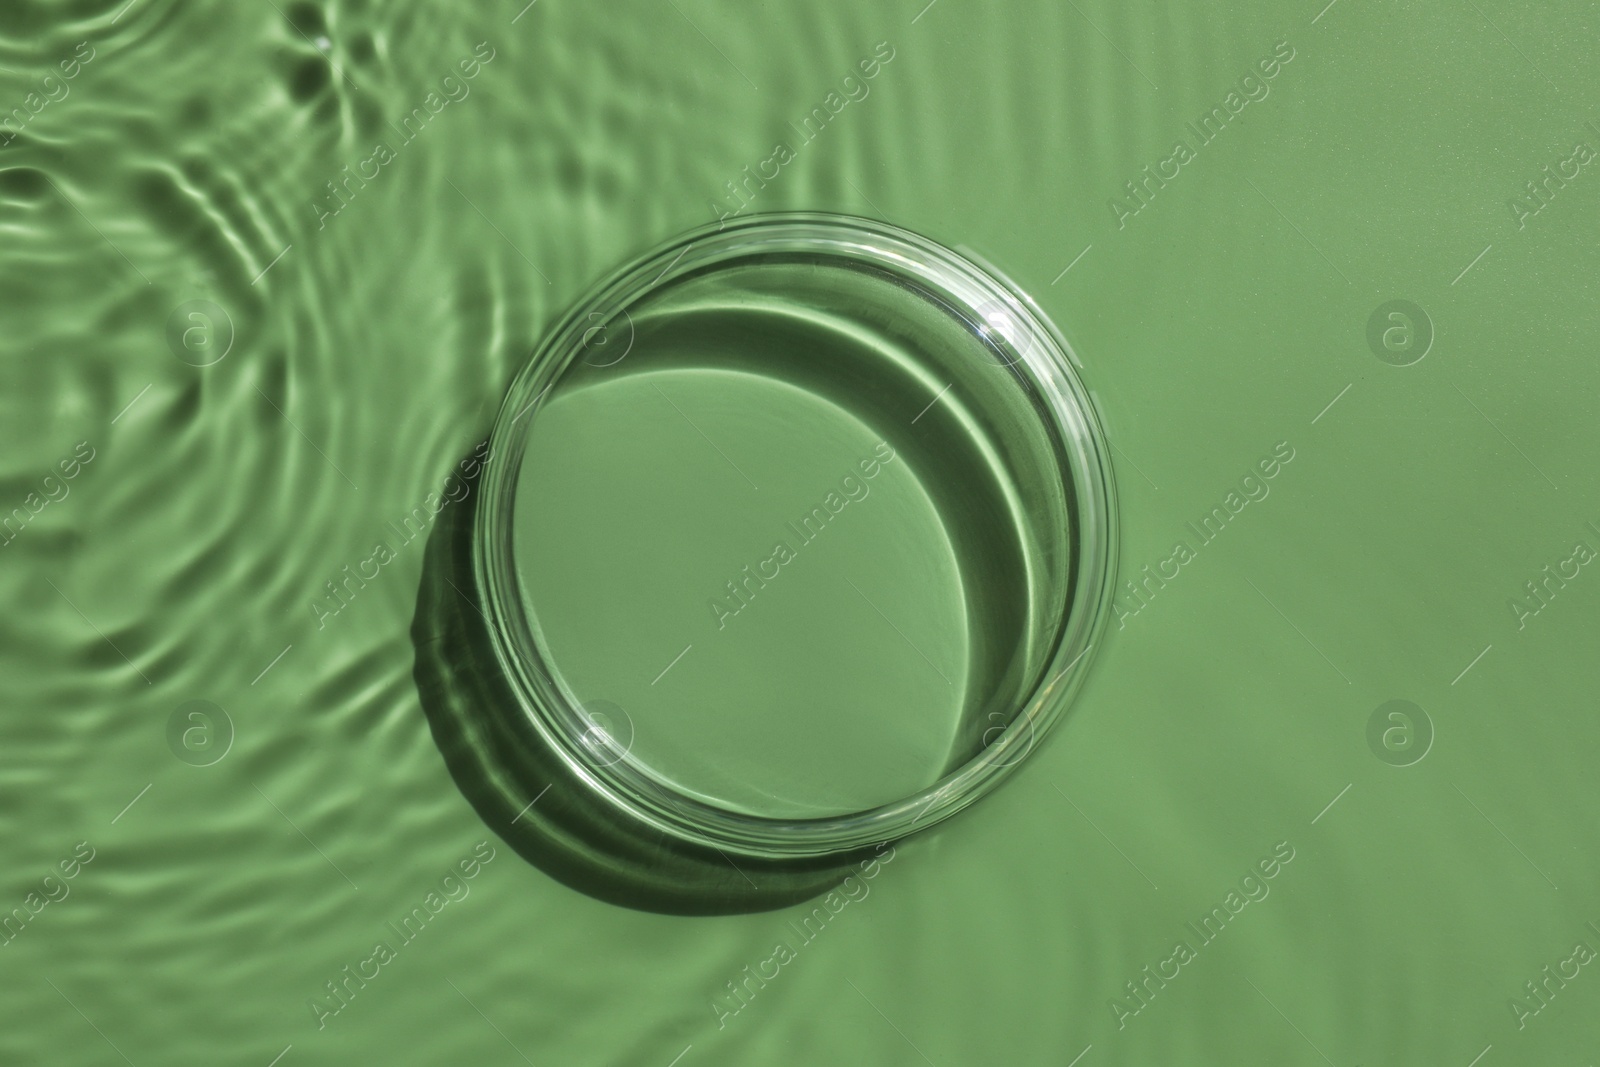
3;0;1598;1063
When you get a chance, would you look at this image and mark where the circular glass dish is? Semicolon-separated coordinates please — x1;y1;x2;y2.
475;212;1117;859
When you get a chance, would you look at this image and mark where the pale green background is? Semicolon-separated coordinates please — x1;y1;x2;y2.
1;0;1596;1063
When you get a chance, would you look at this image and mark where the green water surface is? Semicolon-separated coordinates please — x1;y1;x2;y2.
3;0;1599;1064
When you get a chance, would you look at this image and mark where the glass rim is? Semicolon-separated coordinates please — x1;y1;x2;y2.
474;211;1119;859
